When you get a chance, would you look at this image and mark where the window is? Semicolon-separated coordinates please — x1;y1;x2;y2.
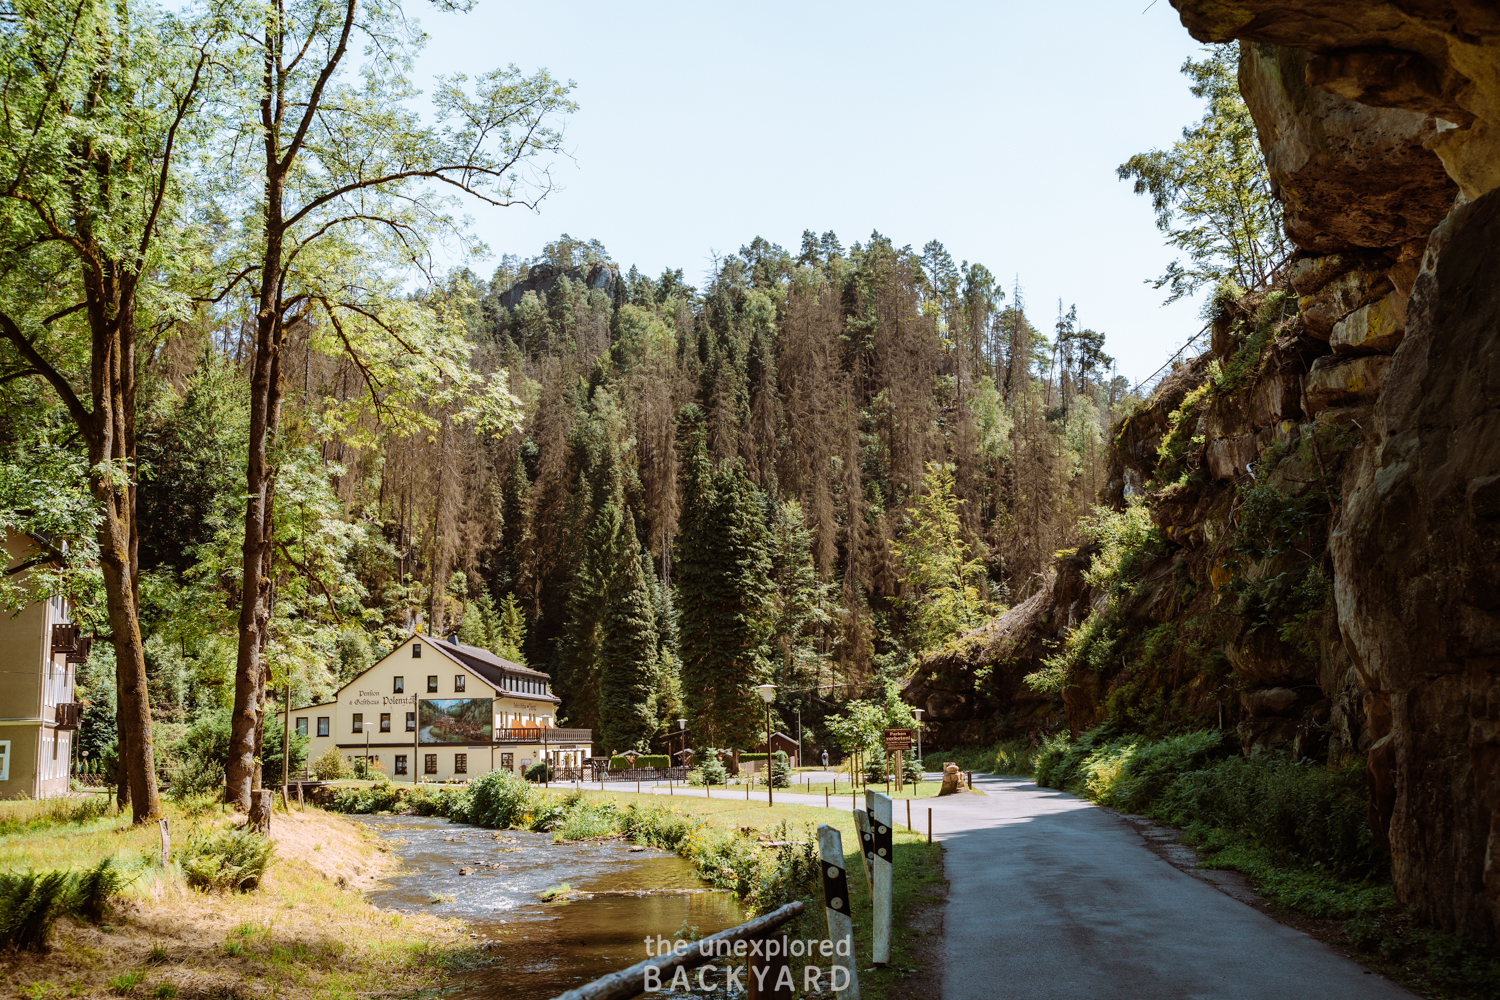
424;754;437;775
454;675;466;693
296;717;308;737
454;754;467;775
393;676;404;694
412;642;422;658
501;753;513;771
406;712;416;732
427;675;438;692
352;713;363;733
380;713;391;733
317;717;329;737
395;755;408;775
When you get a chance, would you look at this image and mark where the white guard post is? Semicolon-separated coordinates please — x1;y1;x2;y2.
817;824;860;1000
852;807;875;894
865;789;894;967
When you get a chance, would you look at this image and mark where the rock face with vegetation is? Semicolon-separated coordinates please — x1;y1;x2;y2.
910;3;1500;947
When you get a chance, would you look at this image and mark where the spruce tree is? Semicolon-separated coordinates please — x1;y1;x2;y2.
676;448;774;749
598;506;659;753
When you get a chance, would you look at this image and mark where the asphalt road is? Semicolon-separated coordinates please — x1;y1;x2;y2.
936;774;1414;1000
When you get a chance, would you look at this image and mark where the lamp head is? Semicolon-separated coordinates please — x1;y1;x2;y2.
912;709;924;721
755;683;776;704
677;718;686;730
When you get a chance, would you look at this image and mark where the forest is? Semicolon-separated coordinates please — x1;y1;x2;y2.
0;0;1163;822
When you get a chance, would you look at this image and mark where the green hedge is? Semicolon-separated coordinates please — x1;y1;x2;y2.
610;755;669;770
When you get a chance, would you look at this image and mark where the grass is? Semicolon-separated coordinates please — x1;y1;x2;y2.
779;780;947;801
0;798;474;1000
561;788;946;999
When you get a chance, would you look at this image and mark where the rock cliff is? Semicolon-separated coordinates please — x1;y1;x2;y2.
909;5;1500;946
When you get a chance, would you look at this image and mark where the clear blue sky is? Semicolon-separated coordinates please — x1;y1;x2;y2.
415;1;1214;384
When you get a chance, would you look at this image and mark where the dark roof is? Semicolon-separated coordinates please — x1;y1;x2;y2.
430;637;560;704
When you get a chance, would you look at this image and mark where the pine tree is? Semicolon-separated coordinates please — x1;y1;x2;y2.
495;592;528;664
676;448;774;749
598;506;659;754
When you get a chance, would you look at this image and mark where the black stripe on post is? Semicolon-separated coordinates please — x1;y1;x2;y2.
821;861;850;914
872;817;892;860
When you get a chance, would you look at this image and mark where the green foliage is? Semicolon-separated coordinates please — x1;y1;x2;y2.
1155;382;1210;484
1117;44;1287;301
1027;502;1161;693
609;755;669;770
0;859;133;951
310;747;351;781
467;769;541;828
598;502;660;754
179;827;276;893
892;463;991;653
0;795;111;837
688;750;730;786
1035;726;1384;885
676;451;774;749
523;762;554;783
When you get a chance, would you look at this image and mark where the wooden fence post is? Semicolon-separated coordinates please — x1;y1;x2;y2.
866;790;893;967
158;817;170;868
817;824;861;1000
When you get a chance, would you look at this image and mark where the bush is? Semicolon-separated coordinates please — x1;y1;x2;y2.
524;761;553;783
169;754;225;802
0;858;132;951
467;770;536;828
179;827;276;893
687;754;728;786
609;755;669;770
311;746;350;781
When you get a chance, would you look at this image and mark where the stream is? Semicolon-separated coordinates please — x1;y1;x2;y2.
350;814;747;999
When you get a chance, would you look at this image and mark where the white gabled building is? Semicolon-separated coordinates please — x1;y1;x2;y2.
295;634;591;782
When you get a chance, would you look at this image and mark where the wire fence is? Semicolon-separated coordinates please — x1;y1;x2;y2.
1130;319;1212;400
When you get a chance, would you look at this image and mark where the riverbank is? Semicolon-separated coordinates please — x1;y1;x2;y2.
0;797;471;1000
326;776;948;998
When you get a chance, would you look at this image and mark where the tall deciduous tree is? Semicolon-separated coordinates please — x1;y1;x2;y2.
214;0;574;808
0;0;222;821
1117;44;1287;302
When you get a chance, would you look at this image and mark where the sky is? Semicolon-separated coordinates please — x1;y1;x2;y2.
414;1;1215;386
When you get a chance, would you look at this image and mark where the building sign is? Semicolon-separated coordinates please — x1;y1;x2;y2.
419;698;494;744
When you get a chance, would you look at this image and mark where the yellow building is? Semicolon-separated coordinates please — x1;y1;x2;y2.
0;532;84;799
295;634;591;782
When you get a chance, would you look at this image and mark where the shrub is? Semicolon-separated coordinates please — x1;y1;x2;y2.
467;770;535;828
169;755;225;802
687;754;728;786
0;858;132;951
311;747;350;781
179;827;276;893
609;755;669;770
523;762;553;783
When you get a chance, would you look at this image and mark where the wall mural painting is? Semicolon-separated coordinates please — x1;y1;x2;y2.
419;698;493;744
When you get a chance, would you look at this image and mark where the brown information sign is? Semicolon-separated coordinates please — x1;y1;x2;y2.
883;727;914;751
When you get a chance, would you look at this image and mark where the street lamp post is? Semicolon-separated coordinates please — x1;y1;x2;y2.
795;708;802;769
912;709;925;784
363;722;372;779
755;684;776;806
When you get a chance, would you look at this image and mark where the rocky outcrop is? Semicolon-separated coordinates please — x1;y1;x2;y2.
1332;189;1500;945
1172;1;1500;201
1237;42;1457;252
495;262;619;311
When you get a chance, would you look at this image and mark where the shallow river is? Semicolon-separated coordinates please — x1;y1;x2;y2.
350;814;746;999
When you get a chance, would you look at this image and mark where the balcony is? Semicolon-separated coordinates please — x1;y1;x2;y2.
50;624;92;663
55;703;81;730
50;623;80;655
494;727;591;745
